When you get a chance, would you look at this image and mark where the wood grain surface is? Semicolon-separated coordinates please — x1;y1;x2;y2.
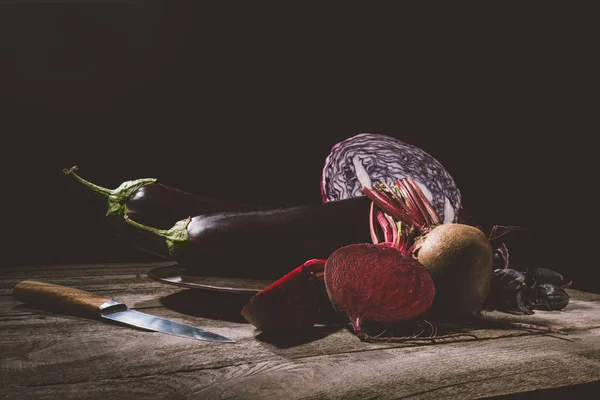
1;262;599;400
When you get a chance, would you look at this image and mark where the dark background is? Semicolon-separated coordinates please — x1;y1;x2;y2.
2;2;596;292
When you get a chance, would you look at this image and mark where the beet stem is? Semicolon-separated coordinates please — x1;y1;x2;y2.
365;178;442;237
405;178;441;226
396;179;426;228
395;221;403;246
362;187;414;227
496;242;510;269
369;202;380;244
384;214;398;245
382;181;406;209
376;211;393;243
488;225;528;242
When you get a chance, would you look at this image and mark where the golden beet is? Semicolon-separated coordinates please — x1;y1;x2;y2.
416;223;493;319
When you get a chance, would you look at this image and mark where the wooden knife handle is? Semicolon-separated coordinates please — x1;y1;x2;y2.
13;280;112;318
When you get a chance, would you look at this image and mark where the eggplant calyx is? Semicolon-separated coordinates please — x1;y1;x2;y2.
106;178;157;218
63;166;157;219
123;215;190;257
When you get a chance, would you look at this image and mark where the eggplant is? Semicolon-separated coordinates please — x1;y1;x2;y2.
64;166;261;258
124;196;373;278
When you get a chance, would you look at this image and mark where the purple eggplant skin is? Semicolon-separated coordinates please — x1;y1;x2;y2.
64;166;261;259
125;182;262;229
124;185;265;259
125;196;373;279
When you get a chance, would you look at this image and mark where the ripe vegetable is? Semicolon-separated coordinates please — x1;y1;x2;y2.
484;267;571;314
321;133;462;223
64;166;260;258
416;224;493;318
123;196;372;278
324;242;435;339
360;179;567;335
64;166;259;227
534;284;570;311
241;259;333;331
362;178;493;319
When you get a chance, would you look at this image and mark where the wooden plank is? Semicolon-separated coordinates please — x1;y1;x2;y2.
165;328;600;400
2;263;600;399
168;328;600;400
1;283;598;343
1;289;599;386
1;328;599;399
3;284;598;331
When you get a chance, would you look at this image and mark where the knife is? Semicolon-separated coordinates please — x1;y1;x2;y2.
13;280;235;343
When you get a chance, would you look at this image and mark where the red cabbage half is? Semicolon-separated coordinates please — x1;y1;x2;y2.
321;133;462;224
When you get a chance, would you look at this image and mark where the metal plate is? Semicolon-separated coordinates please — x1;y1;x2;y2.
148;264;273;294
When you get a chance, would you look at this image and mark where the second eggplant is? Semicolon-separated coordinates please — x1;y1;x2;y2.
124;196;373;279
64;166;261;258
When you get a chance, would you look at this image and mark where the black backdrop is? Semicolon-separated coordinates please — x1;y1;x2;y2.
2;2;596;293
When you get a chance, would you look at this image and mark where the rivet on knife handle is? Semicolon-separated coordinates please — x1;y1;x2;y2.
13;280;111;318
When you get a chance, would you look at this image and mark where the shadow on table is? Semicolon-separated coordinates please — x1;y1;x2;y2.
485;380;600;399
254;324;347;348
159;288;254;323
158;287;349;346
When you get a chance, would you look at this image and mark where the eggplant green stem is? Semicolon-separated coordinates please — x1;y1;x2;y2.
123;215;190;257
63;166;156;219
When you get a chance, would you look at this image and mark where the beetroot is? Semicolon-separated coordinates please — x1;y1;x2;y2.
324;242;435;337
415;224;493;318
362;178;493;319
359;179;568;336
241;259;332;331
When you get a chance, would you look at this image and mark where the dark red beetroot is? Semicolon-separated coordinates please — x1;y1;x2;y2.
241;259;334;331
360;178;494;319
324;242;435;339
360;179;567;335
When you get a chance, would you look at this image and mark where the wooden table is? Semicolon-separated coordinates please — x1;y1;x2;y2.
1;262;599;399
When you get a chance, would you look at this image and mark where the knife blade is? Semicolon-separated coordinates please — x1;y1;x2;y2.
13;280;235;343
